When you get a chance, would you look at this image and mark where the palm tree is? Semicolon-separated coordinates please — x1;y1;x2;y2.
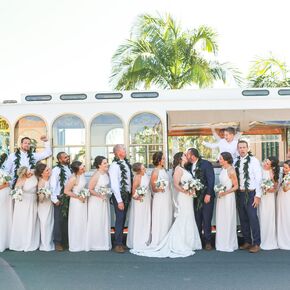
110;14;242;90
247;54;290;87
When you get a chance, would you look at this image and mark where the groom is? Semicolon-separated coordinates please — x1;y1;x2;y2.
186;148;215;250
109;144;132;253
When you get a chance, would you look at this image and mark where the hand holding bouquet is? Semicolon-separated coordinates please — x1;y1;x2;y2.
261;179;274;195
37;187;52;203
214;184;227;198
134;186;148;202
10;187;23;201
155;178;168;192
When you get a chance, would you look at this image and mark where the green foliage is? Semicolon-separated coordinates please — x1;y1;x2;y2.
110;13;242;90
247;54;290;87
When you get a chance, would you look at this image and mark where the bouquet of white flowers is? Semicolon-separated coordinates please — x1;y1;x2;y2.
37;187;52;202
261;179;274;195
181;178;197;197
0;170;11;186
190;178;204;191
214;184;227;197
97;186;112;198
282;174;290;187
78;188;91;199
10;187;23;201
135;186;148;201
155;178;168;191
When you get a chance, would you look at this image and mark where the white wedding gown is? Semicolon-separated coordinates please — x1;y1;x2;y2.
149;168;173;247
0;186;13;252
131;168;201;258
215;168;238;252
258;169;278;250
38;180;55;251
127;173;151;250
68;174;87;252
86;173;112;251
10;175;40;251
277;185;290;250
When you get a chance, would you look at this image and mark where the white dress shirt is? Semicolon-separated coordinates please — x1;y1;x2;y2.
109;160;131;203
236;155;262;197
50;165;72;203
203;139;239;159
191;161;198;177
3;141;52;176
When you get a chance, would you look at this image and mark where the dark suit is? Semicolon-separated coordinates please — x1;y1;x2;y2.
186;159;215;244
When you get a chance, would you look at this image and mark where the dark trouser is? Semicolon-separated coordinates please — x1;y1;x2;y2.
237;190;261;246
53;205;68;246
194;196;215;243
112;196;128;246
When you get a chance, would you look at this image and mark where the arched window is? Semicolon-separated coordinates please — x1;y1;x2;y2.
52;114;85;165
14;115;47;152
0;117;10;167
129;113;163;167
90;114;124;167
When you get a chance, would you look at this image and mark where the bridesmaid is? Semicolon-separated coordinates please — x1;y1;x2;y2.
277;160;290;250
10;167;40;251
259;157;279;250
86;156;112;251
215;152;238;252
127;162;151;250
35;163;55;251
0;170;13;252
150;151;173;247
64;161;87;252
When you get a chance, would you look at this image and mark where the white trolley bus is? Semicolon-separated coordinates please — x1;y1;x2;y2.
1;88;290;169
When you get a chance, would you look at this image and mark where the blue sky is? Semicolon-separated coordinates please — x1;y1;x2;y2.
0;0;288;100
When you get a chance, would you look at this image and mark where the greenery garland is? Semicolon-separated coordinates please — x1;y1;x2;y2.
56;163;70;218
113;157;133;207
12;149;35;189
193;159;206;210
235;152;253;204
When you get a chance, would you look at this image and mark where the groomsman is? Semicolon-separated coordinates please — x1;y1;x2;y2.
186;148;215;250
109;144;132;253
50;152;71;251
234;140;262;253
3;135;51;186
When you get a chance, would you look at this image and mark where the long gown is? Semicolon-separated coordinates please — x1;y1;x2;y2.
215;168;238;252
258;169;278;250
10;175;40;251
131;168;201;258
86;173;112;251
277;184;290;250
127;173;151;250
150;168;173;247
0;185;13;252
38;180;55;251
68;174;88;252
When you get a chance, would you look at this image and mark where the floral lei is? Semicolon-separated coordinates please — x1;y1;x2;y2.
193;159;206;210
56;162;70;218
12;148;35;189
235;152;253;204
113;157;133;207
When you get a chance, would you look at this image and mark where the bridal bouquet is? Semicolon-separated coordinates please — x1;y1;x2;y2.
155;178;168;191
10;187;23;201
0;170;11;186
181;179;197;197
135;186;148;202
282;174;290;187
37;187;52;202
261;179;274;195
97;186;112;198
190;178;204;191
78;188;91;199
214;184;227;197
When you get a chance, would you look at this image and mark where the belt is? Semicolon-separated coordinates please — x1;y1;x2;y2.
239;189;255;192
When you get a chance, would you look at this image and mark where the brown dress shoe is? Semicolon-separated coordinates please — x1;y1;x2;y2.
55;243;64;251
205;243;213;251
113;245;125;253
239;242;251;250
249;245;261;253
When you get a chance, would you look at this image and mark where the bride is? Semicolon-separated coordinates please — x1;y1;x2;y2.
131;152;201;258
